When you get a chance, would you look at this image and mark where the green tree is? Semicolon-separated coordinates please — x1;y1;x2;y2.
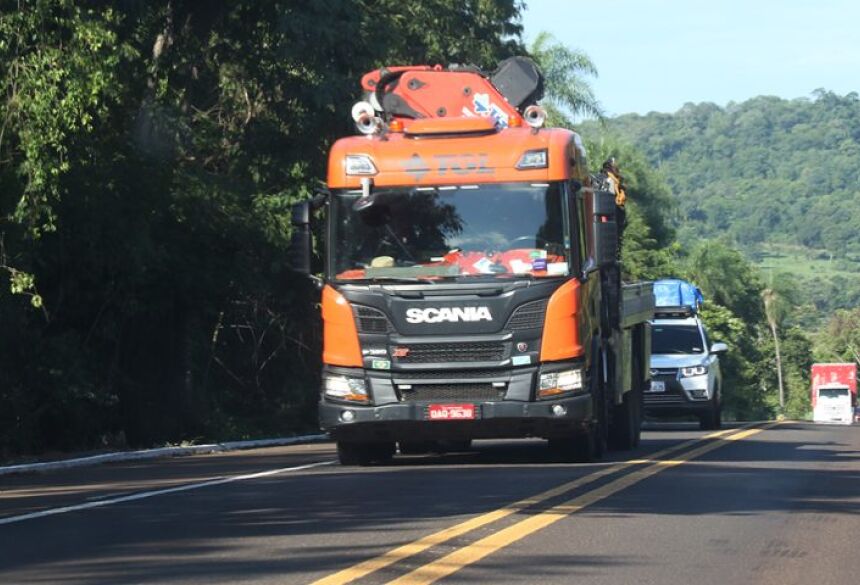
0;0;527;458
698;302;767;419
528;31;602;126
686;240;764;324
578;91;860;321
815;307;860;364
760;272;799;411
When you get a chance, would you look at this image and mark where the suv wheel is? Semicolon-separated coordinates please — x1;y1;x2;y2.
698;390;722;431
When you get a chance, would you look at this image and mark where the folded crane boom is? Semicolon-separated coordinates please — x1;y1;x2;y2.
359;57;543;127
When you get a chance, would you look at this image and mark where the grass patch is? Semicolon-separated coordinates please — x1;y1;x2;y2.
754;244;860;280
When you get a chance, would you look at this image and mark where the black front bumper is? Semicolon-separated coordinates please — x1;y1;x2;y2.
320;359;590;441
643;374;711;417
319;393;592;441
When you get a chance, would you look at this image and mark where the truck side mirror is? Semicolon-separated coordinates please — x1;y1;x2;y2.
592;190;617;267
710;342;729;354
286;192;327;278
287;200;312;275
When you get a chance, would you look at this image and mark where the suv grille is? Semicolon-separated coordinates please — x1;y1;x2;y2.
399;383;504;402
353;305;392;334
644;394;685;404
506;298;548;330
395;342;507;363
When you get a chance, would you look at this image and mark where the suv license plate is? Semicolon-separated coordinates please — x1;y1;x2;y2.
427;404;476;421
648;381;665;393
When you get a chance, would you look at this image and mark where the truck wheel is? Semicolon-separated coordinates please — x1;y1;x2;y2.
549;423;604;462
633;380;643;447
550;350;608;462
337;441;395;465
609;384;642;451
550;382;608;462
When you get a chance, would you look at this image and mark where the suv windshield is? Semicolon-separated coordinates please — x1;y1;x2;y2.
652;325;705;354
330;183;570;281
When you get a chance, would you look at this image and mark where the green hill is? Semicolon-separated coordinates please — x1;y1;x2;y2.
579;90;860;313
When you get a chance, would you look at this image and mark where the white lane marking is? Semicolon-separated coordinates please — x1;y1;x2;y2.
0;460;336;526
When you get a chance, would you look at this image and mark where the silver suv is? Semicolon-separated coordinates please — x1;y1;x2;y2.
645;316;728;429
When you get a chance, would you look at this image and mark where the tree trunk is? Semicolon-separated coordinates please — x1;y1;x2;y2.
770;321;785;410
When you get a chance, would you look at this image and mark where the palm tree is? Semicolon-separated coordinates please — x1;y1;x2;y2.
761;287;785;410
761;272;798;412
528;32;603;126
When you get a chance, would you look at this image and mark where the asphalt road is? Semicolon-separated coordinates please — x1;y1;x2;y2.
1;422;859;584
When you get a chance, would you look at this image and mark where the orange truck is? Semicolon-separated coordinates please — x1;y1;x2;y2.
289;59;654;464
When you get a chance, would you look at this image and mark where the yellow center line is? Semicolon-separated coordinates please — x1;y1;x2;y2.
387;422;778;585
310;424;751;585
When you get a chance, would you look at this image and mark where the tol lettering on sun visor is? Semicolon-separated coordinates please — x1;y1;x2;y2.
401;153;493;181
405;307;492;324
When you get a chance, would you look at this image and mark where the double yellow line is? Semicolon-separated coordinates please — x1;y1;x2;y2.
312;423;775;585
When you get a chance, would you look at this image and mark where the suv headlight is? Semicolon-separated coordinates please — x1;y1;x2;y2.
324;375;369;403
680;365;708;378
538;369;583;399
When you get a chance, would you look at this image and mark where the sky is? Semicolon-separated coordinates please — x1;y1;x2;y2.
521;0;860;117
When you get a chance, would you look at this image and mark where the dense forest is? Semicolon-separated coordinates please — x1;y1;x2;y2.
579;93;860;421
0;0;525;458
1;1;856;460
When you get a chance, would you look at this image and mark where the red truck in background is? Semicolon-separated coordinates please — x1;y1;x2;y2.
811;363;857;408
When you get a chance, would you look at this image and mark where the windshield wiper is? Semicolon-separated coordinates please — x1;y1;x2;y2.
364;276;440;284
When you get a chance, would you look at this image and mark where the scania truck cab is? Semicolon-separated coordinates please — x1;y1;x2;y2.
289;60;653;464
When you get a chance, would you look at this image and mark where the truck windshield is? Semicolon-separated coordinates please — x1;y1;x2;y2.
330;183;571;281
651;325;705;354
819;388;850;400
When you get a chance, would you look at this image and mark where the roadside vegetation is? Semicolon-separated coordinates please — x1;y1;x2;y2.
0;1;855;460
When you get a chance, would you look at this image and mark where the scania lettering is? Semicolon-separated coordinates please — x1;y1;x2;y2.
288;58;654;465
405;307;493;324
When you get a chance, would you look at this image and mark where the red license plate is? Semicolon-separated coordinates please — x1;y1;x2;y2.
427;404;476;421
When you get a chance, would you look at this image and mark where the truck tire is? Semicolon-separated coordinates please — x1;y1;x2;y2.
550;357;608;462
609;337;644;450
549;427;602;463
609;384;642;450
337;441;395;465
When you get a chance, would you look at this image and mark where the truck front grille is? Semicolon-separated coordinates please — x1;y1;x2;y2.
506;298;548;330
354;305;392;334
395;342;507;364
394;369;504;380
399;383;504;402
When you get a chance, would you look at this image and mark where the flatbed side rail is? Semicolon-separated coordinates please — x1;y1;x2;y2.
621;282;655;328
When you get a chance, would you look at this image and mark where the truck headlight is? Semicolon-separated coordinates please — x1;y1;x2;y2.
680;365;708;378
538;368;583;399
324;375;369;403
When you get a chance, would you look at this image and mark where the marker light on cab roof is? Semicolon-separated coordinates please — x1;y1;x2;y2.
516;149;548;170
345;154;378;176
